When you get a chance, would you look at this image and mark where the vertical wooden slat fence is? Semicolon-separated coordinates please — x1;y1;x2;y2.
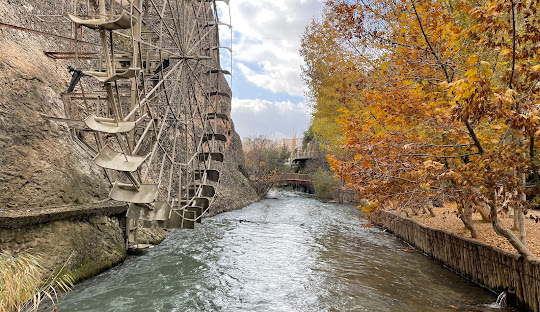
379;211;540;312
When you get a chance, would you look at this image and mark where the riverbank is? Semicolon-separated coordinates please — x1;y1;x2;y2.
0;214;127;283
0;184;258;285
379;211;540;312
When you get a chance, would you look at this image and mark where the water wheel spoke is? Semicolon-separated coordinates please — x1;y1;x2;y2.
44;0;231;246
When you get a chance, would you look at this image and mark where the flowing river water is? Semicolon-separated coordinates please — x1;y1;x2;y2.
59;190;510;311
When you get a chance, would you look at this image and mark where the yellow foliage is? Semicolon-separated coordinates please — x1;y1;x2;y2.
301;0;540;259
360;202;378;214
466;54;478;66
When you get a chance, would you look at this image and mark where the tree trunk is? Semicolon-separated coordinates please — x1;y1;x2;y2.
459;201;477;238
512;176;527;245
513;206;519;230
425;200;436;217
517;204;527;245
490;190;533;259
519;172;527;245
475;203;490;222
427;205;436;217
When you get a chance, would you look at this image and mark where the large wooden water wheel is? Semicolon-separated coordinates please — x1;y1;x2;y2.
46;0;232;245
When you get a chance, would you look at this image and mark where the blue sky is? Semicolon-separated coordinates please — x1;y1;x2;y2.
216;0;325;139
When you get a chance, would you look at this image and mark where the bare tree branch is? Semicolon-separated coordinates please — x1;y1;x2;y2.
398;152;479;159
509;0;516;89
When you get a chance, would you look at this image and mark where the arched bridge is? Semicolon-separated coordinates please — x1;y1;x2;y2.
280;173;361;203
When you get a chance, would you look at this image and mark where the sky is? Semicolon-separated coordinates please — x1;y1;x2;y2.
216;0;326;140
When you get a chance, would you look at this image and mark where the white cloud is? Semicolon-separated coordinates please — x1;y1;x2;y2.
232;97;311;138
219;0;325;96
274;100;311;115
237;62;302;96
214;1;322;138
232;97;309;115
231;97;271;114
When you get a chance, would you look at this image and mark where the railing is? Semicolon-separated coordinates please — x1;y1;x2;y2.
291;151;321;161
338;189;359;203
281;173;313;183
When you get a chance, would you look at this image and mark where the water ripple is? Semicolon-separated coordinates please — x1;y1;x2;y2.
59;190;506;312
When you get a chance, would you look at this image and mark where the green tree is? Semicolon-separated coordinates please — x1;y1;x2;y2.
302;126;315;150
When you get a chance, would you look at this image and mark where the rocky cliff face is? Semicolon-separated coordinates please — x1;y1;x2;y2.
0;0;257;280
0;4;110;209
0;1;256;210
209;123;258;216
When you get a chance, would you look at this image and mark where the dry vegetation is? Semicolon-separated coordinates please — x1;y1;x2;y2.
0;251;74;312
401;205;540;258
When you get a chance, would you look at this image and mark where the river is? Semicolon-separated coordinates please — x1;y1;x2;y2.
59;190;509;311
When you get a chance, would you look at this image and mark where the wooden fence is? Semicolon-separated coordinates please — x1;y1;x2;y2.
379;211;540;312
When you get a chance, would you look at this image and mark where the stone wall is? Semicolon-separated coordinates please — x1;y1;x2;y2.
0;215;126;283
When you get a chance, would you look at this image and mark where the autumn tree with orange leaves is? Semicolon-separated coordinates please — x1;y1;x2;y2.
301;0;540;259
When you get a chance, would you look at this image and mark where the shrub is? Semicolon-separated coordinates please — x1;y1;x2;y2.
312;168;341;201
